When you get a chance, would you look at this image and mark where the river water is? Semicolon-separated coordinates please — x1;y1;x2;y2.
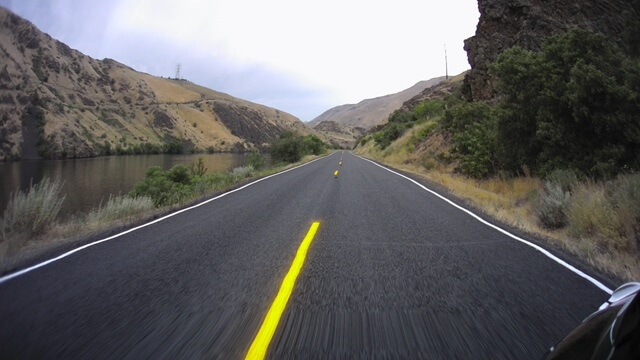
0;153;252;219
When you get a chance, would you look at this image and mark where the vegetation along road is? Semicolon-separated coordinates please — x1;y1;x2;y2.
0;151;615;359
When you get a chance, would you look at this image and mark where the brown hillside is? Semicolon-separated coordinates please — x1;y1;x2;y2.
0;7;310;160
313;120;366;149
308;76;445;148
309;76;445;130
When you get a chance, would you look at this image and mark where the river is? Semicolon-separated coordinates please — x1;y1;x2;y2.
0;153;253;219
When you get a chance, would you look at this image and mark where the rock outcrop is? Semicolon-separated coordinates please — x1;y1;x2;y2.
463;0;632;101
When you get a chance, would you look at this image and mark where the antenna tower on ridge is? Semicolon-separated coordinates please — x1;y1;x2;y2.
444;44;449;80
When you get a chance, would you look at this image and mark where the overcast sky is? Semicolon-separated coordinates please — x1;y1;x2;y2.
1;0;479;121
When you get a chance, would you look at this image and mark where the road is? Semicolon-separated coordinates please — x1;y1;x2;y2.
0;151;613;359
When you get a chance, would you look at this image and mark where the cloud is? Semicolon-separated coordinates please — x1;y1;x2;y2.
1;0;479;120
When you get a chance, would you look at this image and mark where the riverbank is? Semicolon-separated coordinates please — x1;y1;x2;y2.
0;153;327;275
0;153;255;218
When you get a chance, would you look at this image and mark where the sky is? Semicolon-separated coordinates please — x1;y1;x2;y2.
1;0;480;121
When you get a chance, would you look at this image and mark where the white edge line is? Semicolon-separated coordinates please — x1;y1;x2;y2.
0;153;336;285
351;153;614;295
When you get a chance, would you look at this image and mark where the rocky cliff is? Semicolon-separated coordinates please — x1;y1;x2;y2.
0;7;310;160
463;0;632;101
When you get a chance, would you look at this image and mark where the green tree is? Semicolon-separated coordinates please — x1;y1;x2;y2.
491;29;640;177
414;99;445;121
301;135;325;155
444;101;496;178
388;110;415;124
270;132;304;163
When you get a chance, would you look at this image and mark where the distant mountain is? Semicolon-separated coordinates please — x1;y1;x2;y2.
0;7;310;160
309;76;445;130
313;120;366;149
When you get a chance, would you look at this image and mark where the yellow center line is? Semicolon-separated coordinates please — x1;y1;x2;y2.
245;221;320;360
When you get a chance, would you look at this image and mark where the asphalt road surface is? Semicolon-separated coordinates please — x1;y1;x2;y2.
0;152;613;359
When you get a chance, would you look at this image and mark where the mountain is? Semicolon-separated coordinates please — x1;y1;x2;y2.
463;0;632;101
312;120;366;149
0;7;310;160
308;76;445;130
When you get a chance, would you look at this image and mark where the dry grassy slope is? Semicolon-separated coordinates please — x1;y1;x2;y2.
0;7;311;160
309;76;445;130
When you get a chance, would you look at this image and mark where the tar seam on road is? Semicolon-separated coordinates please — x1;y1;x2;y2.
0;154;335;285
245;221;320;360
351;153;614;295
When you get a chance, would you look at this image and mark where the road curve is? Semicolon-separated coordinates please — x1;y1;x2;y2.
0;151;612;359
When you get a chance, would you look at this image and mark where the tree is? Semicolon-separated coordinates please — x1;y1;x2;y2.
491;29;640;177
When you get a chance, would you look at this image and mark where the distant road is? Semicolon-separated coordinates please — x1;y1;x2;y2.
0;152;613;359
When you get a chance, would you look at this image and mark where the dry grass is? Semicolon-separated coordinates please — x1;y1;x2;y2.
86;195;154;225
142;74;201;102
356;138;640;281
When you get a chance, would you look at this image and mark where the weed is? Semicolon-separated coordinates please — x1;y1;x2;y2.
0;178;65;243
232;166;254;179
87;195;153;224
535;181;571;229
566;183;622;249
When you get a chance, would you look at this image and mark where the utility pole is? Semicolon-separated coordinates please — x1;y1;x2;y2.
175;63;181;80
444;44;449;80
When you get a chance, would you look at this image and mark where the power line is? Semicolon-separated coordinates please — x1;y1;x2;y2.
175;63;181;80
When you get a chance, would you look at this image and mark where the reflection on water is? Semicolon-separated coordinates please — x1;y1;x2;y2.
0;154;251;218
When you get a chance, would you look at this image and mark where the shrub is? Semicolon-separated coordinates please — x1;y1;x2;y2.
206;146;215;154
301;135;325;155
373;122;405;149
388;110;415;124
566;183;622;247
232;166;254;179
247;151;265;169
164;139;184;154
0;178;65;238
270;132;303;163
189;157;207;176
491;28;640;178
610;174;640;250
87;195;153;224
535;181;571;229
130;166;192;206
444;102;496;178
167;164;191;184
545;169;580;193
414;99;445;121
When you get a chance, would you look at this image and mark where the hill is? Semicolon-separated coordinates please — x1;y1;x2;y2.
312;120;366;149
0;7;310;160
309;77;444;130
